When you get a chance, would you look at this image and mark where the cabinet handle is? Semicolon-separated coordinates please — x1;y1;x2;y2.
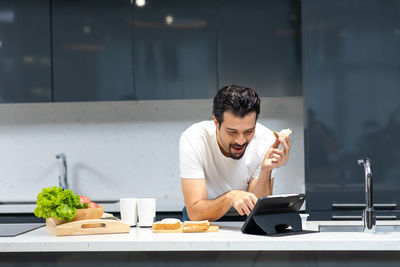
332;215;362;220
332;203;396;210
332;215;397;220
376;216;398;220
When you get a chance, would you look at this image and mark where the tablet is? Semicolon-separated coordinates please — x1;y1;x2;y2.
241;193;306;234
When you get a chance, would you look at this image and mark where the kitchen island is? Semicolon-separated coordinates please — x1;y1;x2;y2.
2;221;400;266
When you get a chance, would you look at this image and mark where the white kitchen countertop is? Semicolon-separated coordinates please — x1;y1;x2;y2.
2;221;400;252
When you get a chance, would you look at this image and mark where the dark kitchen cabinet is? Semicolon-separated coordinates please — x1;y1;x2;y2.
133;0;217;100
0;0;51;103
303;0;400;219
52;0;134;102
0;0;302;103
218;0;301;97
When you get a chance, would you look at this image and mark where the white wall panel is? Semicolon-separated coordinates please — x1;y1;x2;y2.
0;97;304;211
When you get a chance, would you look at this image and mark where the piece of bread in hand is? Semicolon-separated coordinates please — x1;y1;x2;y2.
183;220;210;231
152;218;182;231
272;128;292;148
273;128;293;139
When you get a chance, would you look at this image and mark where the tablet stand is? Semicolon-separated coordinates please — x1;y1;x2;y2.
253;212;302;235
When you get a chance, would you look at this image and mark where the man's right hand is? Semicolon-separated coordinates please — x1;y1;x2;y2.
227;190;258;216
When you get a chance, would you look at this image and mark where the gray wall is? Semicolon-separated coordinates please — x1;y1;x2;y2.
0;98;304;212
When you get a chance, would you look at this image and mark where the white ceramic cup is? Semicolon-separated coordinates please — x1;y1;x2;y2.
137;198;156;227
119;198;138;226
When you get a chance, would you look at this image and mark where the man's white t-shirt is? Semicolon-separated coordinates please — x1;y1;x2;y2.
179;120;277;199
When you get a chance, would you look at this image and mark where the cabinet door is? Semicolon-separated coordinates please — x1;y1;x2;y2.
304;0;400;211
52;0;133;102
134;0;217;100
218;0;301;97
0;0;51;103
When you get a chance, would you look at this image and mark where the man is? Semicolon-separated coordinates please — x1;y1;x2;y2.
179;85;291;221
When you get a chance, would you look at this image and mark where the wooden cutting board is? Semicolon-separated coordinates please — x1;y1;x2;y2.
46;218;130;236
153;225;219;233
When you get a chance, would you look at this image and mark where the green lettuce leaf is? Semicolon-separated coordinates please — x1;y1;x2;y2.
34;186;84;222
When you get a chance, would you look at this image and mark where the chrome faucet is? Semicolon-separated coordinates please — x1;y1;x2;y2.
358;158;376;233
56;153;69;190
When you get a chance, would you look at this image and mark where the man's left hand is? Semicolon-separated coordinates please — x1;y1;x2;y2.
262;136;291;170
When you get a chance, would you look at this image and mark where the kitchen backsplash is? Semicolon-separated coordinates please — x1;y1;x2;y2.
0;97;304;211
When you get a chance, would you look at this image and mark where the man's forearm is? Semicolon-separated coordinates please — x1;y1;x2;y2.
249;168;273;198
188;192;233;221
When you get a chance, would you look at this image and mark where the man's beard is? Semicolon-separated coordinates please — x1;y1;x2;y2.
228;143;248;160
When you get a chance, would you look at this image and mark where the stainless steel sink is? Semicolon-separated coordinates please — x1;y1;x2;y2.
319;225;400;233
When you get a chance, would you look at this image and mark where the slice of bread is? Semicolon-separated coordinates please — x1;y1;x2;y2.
273;128;293;139
161;218;181;224
183;220;210;230
152;218;182;231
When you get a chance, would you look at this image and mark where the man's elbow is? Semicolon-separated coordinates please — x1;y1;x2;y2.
186;206;214;221
186;208;208;221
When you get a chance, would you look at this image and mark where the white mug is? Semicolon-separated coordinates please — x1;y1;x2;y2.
119;198;138;226
137;198;156;227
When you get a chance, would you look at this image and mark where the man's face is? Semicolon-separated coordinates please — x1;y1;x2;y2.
214;111;256;160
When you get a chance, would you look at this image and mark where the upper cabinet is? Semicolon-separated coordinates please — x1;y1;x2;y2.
133;0;217;100
52;0;134;102
303;0;400;214
0;0;302;103
0;0;51;103
218;0;302;97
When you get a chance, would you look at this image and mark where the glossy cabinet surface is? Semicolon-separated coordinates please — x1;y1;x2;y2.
303;0;400;217
52;0;134;102
133;0;217;100
218;0;301;97
0;0;51;103
0;0;301;102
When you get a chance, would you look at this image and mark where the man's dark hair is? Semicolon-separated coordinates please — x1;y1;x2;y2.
212;85;260;126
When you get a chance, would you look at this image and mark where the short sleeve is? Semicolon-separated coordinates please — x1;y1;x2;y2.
179;134;205;179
